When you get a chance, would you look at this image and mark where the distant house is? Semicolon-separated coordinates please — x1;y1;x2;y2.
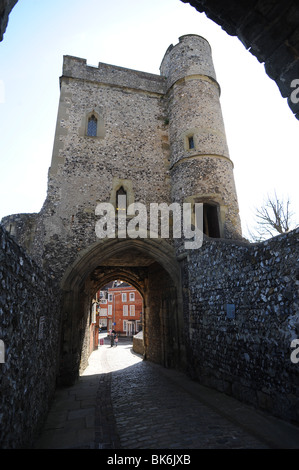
96;281;143;336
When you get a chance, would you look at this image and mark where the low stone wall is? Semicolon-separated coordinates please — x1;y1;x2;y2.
0;224;61;448
133;331;144;356
183;228;299;423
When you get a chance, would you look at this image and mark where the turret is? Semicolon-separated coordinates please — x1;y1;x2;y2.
161;35;242;239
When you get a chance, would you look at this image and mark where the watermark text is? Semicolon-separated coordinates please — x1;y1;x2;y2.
290;79;299;104
95;198;203;249
290;339;299;364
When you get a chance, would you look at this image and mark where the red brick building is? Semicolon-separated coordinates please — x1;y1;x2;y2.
97;281;143;336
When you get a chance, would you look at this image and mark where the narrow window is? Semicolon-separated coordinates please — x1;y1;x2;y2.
130;305;135;316
129;292;135;301
116;186;127;200
188;136;194;149
123;305;128;316
87;115;97;136
116;186;127;212
122;293;127;302
203;204;220;238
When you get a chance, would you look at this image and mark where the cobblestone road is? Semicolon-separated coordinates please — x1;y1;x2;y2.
35;336;299;450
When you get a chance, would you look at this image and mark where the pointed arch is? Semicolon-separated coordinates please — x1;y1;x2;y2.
79;108;105;138
58;237;184;385
87;114;98;136
110;178;135;210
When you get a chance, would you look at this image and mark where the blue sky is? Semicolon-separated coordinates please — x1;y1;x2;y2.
1;0;298;238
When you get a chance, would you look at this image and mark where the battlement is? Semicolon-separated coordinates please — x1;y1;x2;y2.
62;55;166;95
62;34;218;95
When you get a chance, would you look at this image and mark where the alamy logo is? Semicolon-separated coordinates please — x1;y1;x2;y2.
0;340;5;363
290;79;299;104
290;339;299;364
95;197;204;249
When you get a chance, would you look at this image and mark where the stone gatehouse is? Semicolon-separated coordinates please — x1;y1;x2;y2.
1;34;299;447
3;34;242;378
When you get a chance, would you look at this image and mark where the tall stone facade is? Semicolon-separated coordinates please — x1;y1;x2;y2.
2;34;242;383
2;35;298;429
3;34;242;275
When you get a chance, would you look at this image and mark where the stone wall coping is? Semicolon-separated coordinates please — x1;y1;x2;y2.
61;55;166;95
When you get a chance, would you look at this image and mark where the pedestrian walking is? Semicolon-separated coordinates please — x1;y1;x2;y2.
115;335;118;347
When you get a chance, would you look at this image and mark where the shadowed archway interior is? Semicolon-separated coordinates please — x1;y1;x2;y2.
58;238;184;385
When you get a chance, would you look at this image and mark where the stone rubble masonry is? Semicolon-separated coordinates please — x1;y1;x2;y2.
161;35;241;240
133;330;144;356
183;228;299;423
0;224;61;448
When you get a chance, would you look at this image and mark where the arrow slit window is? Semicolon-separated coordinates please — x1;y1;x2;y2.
188;136;194;149
87;115;98;137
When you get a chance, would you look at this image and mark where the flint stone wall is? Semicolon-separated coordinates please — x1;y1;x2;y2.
0;224;61;448
184;228;299;423
133;330;144;356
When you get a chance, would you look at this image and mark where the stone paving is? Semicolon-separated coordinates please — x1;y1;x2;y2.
34;335;299;450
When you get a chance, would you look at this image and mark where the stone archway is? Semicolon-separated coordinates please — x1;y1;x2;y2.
58;238;184;386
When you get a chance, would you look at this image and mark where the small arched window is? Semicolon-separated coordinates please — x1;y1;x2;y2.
87;115;98;137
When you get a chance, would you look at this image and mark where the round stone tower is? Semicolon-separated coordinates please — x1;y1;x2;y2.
160;35;242;239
